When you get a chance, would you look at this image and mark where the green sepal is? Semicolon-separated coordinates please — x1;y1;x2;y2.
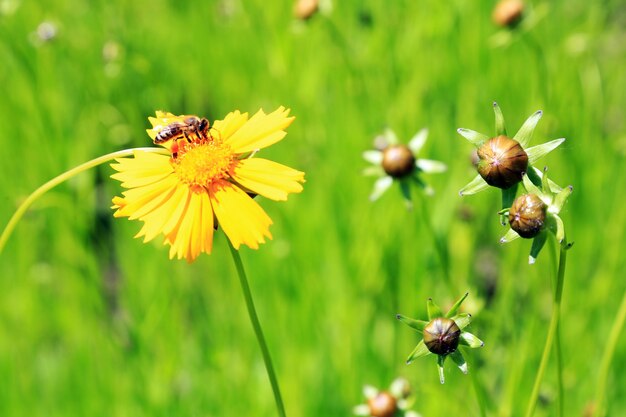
445;292;469;318
526;138;566;164
408;128;428;154
522;171;542;196
553;213;565;243
460;331;484;348
412;175;434;196
396;314;428;332
450;313;472;330
460;174;490;196
383;128;399;145
531;166;563;192
457;128;489;146
529;231;548;264
493;102;507;136
501;184;518;212
500;227;521;244
514;110;543;148
416;159;447;174
369;176;393;201
427;298;443;320
406;340;431;364
437;355;446;384
399;179;413;210
363;150;383;165
553;185;573;212
362;166;384;177
449;350;468;374
540;167;551;194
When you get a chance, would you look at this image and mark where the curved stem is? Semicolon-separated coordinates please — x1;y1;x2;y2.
0;147;166;254
228;241;287;417
524;238;568;417
592;289;626;417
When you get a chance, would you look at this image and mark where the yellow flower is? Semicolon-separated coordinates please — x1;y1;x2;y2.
111;106;305;262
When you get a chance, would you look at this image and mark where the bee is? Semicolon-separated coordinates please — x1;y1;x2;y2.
154;115;210;144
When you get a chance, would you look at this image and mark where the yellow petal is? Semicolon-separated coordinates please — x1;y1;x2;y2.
154;188;215;262
209;180;272;250
231;158;305;201
224;107;294;154
166;191;201;261
211;110;249;142
113;175;179;219
110;152;173;187
135;185;189;242
135;184;190;243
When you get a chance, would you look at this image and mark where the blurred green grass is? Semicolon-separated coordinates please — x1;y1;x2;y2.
1;0;625;416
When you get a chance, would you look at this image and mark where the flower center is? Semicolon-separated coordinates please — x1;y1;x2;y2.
173;139;236;188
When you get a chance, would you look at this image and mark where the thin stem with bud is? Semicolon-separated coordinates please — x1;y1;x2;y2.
0;148;166;255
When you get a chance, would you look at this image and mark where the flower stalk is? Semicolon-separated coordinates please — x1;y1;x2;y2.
228;241;287;417
0;148;165;255
524;237;569;417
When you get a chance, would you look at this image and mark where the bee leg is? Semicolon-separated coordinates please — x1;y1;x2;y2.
184;131;192;143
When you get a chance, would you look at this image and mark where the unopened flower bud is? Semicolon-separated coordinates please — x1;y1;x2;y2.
367;391;397;417
423;317;461;356
476;135;528;189
492;0;524;27
382;145;415;178
509;193;547;238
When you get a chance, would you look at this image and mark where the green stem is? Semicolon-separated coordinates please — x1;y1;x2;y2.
555;321;564;417
0;147;165;255
228;241;286;417
524;239;568;417
592;289;626;417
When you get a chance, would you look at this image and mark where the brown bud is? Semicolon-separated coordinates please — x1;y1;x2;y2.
367;391;398;417
476;135;528;189
509;194;547;238
382;145;416;178
423;317;461;356
293;0;319;20
492;0;524;27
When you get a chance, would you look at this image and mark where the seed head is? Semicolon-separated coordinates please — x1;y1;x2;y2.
509;193;547;238
382;145;416;178
294;0;319;20
493;0;524;28
366;391;398;417
476;135;528;189
423;317;461;356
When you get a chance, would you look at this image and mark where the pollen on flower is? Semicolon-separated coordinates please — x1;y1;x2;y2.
173;139;236;188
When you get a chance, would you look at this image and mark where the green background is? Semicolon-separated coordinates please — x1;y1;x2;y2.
0;0;624;416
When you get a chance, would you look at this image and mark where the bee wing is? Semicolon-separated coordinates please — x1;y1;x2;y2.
147;111;197;140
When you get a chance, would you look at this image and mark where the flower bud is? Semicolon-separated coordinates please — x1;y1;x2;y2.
492;0;524;28
476;135;528;189
367;391;397;417
509;193;547;238
382;145;416;178
423;317;461;356
293;0;319;20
